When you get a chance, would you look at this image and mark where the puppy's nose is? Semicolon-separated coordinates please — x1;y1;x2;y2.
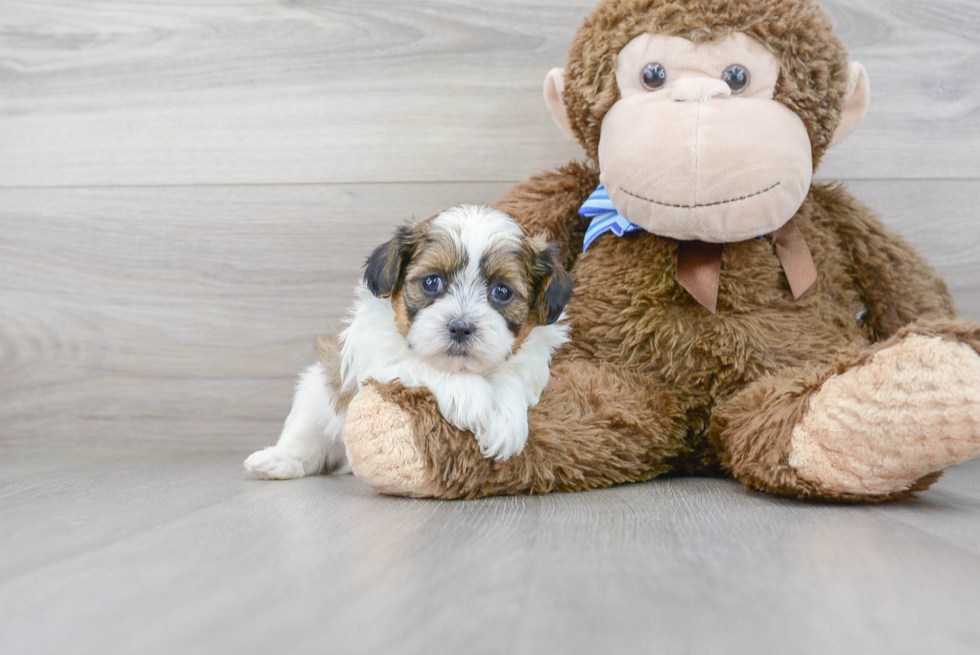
448;319;476;344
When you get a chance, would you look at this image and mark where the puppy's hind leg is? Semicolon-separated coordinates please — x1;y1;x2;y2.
244;362;350;480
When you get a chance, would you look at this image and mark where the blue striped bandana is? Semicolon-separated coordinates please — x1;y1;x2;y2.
579;184;643;252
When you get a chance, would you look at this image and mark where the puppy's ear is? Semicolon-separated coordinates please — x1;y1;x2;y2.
530;238;573;325
364;224;418;298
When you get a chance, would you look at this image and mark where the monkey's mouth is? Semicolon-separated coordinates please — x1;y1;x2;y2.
620;182;780;209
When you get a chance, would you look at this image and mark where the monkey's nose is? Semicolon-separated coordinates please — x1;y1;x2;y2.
671;78;732;103
448;319;476;344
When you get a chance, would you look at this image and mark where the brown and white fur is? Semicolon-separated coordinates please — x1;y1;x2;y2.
244;205;573;479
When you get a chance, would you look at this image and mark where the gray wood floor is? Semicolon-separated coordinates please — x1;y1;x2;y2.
2;1;980;653
2;449;980;655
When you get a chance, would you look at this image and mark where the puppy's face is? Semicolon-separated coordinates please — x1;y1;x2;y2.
364;206;573;374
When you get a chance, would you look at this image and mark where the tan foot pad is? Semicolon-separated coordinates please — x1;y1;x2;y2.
790;335;980;496
343;384;438;498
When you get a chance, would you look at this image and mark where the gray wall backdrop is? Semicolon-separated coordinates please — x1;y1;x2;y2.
1;0;978;450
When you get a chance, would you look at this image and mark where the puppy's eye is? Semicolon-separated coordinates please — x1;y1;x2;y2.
421;275;445;296
490;283;513;304
722;64;750;93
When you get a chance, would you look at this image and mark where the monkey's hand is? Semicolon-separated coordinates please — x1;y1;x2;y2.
342;379;449;498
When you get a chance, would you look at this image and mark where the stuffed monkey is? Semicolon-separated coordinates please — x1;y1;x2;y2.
340;0;980;501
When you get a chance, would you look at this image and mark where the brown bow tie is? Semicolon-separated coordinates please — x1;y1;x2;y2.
674;219;817;313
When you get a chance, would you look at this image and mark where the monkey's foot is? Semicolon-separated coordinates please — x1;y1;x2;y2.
343;382;439;497
789;335;980;496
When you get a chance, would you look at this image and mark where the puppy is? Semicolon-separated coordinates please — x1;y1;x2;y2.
244;205;573;480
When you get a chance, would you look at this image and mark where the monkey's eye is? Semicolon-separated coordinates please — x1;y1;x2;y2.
490;283;514;304
641;63;668;91
722;64;750;93
421;274;446;296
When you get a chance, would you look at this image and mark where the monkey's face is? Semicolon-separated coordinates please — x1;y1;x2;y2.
597;33;813;243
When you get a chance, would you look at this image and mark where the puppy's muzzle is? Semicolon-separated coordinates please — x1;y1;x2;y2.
448;319;476;345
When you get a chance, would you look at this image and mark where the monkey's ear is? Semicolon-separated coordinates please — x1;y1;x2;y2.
829;62;871;148
363;225;417;298
531;240;574;325
543;68;576;141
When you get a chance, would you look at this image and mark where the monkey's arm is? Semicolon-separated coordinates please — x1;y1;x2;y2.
342;360;690;499
813;184;956;341
494;161;599;269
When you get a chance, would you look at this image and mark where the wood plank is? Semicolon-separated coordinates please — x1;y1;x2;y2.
1;0;977;187
1;449;979;655
1;180;976;449
509;472;980;655
872;459;980;558
0;182;511;449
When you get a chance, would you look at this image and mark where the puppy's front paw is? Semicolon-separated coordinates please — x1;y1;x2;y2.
244;447;306;480
477;413;529;461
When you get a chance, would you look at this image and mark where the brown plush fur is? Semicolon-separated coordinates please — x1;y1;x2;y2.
710;321;980;502
356;171;968;500
562;0;851;168
340;0;979;502
365;359;690;499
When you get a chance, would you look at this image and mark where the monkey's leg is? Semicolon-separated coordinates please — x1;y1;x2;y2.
714;319;980;502
341;360;690;499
